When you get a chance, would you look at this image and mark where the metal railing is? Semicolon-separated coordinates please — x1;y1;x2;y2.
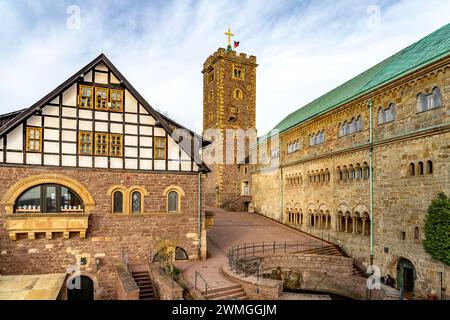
228;240;326;276
194;271;209;299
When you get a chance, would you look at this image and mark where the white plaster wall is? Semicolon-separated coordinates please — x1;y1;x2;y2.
44;129;59;141
44;154;59;166
26;153;41;165
62;107;77;118
84;70;93;82
168;137;180;159
110;73;120;84
110;158;123;169
44;117;60;128
95;63;108;71
95;72;108;84
62;84;77;106
6;151;23;164
140;160;152;170
61;143;76;154
79;120;92;131
44;141;59;153
181;161;192;171
140;148;152;158
62;119;76;129
125;113;138;123
125;90;138;113
62;130;76;142
140;126;152;136
154;160;165;170
95;122;108;132
95;111;108;121
140;115;156;125
95;157;108;168
139;105;149;115
168;160;179;171
125;125;137;135
140;136;152;147
125;147;137;157
42;105;59;116
110;123;123;133
110;113;123;123
154;128;165;137
125;158;138;169
62;155;76;167
50;96;59;104
7;124;23;150
125;135;138;146
79;156;92;167
79;110;92;119
27;116;42;127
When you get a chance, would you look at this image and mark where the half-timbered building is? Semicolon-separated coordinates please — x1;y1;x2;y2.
0;54;209;299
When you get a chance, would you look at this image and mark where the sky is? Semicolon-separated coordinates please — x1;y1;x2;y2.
0;0;449;135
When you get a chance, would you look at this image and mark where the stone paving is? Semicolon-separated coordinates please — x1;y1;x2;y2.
177;206;326;291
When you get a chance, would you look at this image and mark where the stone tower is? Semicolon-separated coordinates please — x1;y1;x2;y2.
202;48;258;208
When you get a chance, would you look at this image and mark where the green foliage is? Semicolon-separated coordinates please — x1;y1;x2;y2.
423;193;450;266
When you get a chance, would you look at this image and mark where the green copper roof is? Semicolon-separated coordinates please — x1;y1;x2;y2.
266;22;450;139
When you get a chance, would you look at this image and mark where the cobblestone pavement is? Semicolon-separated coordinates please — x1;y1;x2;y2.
177;206;326;291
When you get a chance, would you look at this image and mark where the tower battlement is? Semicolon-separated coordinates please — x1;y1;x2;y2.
202;48;257;71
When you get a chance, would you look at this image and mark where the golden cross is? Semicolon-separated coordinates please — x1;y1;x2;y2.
225;27;234;46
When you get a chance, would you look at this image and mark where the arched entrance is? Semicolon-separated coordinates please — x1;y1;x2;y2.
396;258;416;295
67;275;94;300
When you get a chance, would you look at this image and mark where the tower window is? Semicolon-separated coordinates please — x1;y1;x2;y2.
234;88;243;100
208;68;214;83
232;64;244;80
208;90;214;102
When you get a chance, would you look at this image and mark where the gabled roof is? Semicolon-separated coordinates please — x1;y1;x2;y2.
266;22;450;139
0;54;210;172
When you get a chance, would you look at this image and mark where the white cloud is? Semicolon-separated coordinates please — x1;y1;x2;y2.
0;0;449;135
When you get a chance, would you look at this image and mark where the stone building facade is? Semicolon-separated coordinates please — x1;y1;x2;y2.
202;48;257;208
251;23;450;298
0;54;209;299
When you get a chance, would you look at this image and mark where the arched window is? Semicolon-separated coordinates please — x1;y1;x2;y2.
432;87;442;109
168;191;179;213
15;184;83;213
414;227;420;240
386;103;396;122
175;247;189;261
418;162;424;175
378;108;385;125
356;116;363;132
113;191;124;213
363;162;370;180
426;160;433;174
417;93;427;112
339;123;344;137
349;165;355;180
409;163;415;176
356;164;362;180
131;191;141;213
342;166;348;181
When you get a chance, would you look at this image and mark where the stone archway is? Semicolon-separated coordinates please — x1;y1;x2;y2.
67;275;95;300
396;258;416;295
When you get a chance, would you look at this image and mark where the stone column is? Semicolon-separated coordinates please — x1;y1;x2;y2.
345;217;348;233
362;218;366;236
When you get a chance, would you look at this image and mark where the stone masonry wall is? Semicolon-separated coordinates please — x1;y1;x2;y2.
0;165;205;299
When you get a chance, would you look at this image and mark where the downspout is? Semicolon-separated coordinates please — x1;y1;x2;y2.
198;172;203;260
280;166;284;222
368;98;375;301
368;99;374;264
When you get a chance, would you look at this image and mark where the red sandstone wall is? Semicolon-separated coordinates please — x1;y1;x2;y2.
0;165;205;299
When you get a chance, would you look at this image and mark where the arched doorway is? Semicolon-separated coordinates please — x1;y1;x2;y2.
67;275;94;300
396;258;416;295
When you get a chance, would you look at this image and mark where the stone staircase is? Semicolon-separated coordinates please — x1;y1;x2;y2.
202;284;248;300
298;245;367;277
222;195;252;212
131;270;157;300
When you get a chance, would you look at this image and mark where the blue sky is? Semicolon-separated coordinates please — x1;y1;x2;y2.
0;0;449;134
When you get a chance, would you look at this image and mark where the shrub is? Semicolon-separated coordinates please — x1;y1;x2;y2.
423;193;450;266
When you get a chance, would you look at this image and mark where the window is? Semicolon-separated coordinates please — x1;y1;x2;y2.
243;166;248;175
110;89;123;112
232;64;244;80
288;140;300;154
95;87;108;110
131;191;141;213
168;191;179;212
234;89;243;100
426;160;433;174
418;162;424;175
417;87;442;112
15;184;83;213
378;104;396;125
154;137;166;159
79;86;93;109
110;134;123;157
270;147;280;159
79;132;93;155
208;90;213;102
26;127;42;152
409;163;415;176
113;191;123;213
310;131;325;146
414;227;420;240
175;247;188;260
95;133;109;156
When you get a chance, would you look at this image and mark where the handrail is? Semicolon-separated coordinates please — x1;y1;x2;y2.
194;271;209;299
228;240;329;275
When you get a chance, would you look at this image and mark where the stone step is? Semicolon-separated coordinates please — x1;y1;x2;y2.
206;288;246;300
210;291;248;300
202;284;241;295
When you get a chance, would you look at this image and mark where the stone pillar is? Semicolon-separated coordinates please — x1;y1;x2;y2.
345;217;348;233
362;218;366;236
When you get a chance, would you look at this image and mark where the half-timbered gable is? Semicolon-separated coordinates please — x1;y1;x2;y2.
0;54;209;173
